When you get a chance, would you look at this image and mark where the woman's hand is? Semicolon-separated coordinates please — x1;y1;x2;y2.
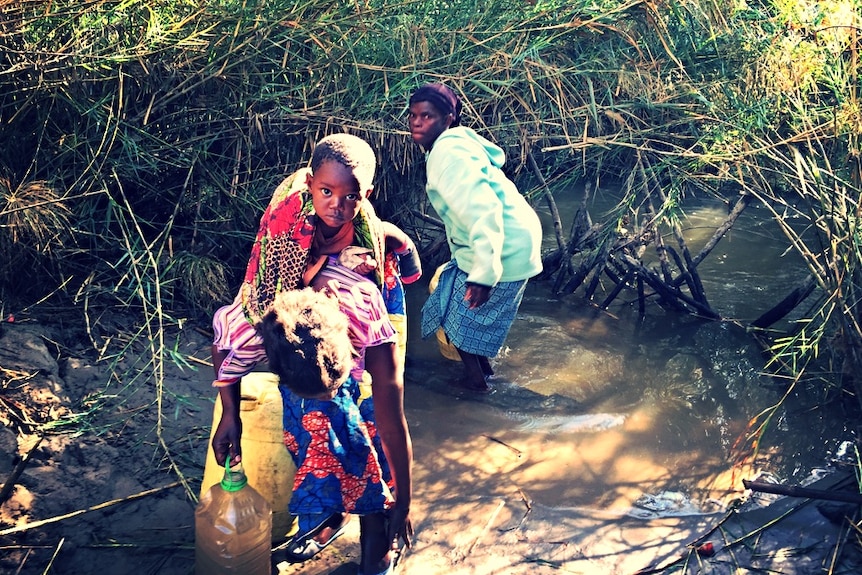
465;283;491;309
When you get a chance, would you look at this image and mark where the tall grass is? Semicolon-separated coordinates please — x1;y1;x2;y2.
1;0;861;484
1;0;664;312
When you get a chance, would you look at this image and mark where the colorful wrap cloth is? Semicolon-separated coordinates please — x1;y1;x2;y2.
212;168;406;386
281;376;393;533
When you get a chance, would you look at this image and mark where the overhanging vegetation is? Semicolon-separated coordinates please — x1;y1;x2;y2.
1;0;860;446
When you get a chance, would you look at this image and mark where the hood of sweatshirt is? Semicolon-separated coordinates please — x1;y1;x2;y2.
435;126;506;169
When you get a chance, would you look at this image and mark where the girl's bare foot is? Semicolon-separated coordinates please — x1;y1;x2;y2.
312;512;348;546
281;512;349;562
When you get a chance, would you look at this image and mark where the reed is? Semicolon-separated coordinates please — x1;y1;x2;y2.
1;0;861;497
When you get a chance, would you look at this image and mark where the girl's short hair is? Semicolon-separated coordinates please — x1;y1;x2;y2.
258;288;356;398
311;133;377;192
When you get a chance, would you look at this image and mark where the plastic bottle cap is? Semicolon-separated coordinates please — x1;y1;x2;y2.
221;460;248;492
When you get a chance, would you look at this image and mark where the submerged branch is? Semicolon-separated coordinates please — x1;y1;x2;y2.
689;194;752;271
528;151;565;253
750;275;817;329
743;479;862;505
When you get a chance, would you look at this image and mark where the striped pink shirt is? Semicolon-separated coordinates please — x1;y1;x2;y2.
312;257;398;380
212;257;396;386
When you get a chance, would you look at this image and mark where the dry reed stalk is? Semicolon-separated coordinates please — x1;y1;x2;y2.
0;482;182;537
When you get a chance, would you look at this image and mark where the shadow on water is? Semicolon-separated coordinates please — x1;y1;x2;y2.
401;191;854;516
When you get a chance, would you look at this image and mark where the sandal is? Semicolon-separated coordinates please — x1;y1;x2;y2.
282;514;348;562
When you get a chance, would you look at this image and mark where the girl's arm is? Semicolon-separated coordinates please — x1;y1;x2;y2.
210;349;243;467
381;221;410;252
365;342;414;548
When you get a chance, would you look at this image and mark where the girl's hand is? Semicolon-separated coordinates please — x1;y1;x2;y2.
212;412;242;467
387;504;413;550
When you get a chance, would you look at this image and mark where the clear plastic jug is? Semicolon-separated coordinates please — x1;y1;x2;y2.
195;462;272;575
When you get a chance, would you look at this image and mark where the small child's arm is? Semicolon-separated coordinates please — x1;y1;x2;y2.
337;246;378;276
381;221;422;284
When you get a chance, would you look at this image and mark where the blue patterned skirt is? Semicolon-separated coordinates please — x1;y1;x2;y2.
421;260;527;357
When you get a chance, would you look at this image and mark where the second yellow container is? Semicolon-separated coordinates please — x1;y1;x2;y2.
429;264;462;362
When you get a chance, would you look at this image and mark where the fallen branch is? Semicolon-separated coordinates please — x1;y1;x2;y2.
482;434;522;458
0;435;43;506
634;497;808;575
463;499;506;559
0;481;182;537
742;479;862;505
500;488;532;532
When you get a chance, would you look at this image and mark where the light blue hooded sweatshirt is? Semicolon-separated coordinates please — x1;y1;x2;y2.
425;126;543;287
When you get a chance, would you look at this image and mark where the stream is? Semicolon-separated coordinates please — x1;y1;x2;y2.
400;188;856;516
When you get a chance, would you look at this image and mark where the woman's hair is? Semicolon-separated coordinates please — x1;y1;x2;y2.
311;133;377;192
258;288;356;398
409;83;462;127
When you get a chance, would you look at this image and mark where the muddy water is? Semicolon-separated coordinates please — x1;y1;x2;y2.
402;191;851;516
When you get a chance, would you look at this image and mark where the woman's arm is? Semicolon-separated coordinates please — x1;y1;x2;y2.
365;342;414;548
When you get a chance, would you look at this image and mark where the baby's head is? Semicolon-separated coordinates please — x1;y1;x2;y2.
258;288;355;399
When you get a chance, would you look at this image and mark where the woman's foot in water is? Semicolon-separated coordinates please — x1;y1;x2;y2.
454;376;492;393
454;348;492;392
479;356;494;377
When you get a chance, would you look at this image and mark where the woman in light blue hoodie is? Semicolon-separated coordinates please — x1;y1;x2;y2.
408;83;543;392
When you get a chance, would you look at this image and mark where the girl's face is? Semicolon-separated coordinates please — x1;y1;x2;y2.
306;160;371;236
408;100;453;150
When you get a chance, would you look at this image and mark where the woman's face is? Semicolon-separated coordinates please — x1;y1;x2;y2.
408;100;453;150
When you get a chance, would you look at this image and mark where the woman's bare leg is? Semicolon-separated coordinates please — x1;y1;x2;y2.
455;347;491;392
